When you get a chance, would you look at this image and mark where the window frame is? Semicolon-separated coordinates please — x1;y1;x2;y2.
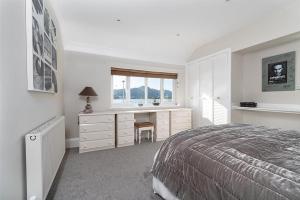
162;78;176;104
111;75;176;108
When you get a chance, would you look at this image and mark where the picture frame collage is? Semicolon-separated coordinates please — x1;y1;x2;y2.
27;0;58;93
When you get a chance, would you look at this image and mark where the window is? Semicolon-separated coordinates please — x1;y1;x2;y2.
112;75;127;104
111;68;177;107
130;77;145;104
147;78;161;104
163;79;173;102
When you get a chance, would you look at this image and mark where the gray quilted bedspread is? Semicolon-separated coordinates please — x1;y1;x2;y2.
151;124;300;200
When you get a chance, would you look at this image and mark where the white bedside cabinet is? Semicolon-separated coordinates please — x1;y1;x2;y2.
79;113;115;153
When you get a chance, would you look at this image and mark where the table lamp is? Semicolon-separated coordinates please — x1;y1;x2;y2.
79;87;98;113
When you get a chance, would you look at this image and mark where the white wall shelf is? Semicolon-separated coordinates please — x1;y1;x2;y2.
232;104;300;115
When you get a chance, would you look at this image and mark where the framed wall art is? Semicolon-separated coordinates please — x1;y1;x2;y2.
26;0;58;93
262;51;296;92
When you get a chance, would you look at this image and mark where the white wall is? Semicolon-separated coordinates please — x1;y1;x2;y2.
232;40;300;131
241;41;300;103
189;1;300;61
231;53;243;122
64;50;185;139
0;0;64;199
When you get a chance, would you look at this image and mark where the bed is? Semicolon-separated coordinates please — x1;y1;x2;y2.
151;124;300;200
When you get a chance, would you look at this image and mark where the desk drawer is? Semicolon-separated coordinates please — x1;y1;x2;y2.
156;128;169;139
118;121;134;130
80;139;114;152
157;120;169;127
117;113;134;122
118;128;134;137
156;126;169;133
172;120;191;127
171;118;191;125
80;114;114;124
80;123;114;133
156;112;169;120
171;126;191;135
171;110;191;119
80;130;114;141
117;136;134;147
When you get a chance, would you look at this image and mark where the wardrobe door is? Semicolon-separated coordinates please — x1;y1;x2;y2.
186;62;200;128
199;59;214;126
212;52;231;125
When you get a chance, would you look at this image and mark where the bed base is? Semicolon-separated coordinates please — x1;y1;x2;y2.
153;177;179;200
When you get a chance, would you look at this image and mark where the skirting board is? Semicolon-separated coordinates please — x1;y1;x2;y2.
66;137;79;148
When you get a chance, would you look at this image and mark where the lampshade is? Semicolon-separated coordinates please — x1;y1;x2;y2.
79;87;98;96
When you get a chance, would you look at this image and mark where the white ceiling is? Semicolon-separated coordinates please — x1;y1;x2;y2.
51;0;294;65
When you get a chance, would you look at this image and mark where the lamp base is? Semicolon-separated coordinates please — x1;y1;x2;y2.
83;103;93;113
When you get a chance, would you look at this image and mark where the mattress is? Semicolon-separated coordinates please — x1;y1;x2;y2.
151;124;300;200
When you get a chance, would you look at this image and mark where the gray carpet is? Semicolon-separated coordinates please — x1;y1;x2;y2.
48;141;164;200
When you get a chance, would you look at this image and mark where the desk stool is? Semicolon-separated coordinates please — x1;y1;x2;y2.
134;122;154;144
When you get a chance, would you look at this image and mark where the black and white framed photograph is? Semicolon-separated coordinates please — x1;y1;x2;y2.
27;0;58;93
44;8;50;36
262;51;296;92
32;17;43;56
50;19;56;43
52;46;57;69
32;0;43;15
267;61;288;85
44;63;53;91
33;54;44;90
44;33;52;64
52;70;58;93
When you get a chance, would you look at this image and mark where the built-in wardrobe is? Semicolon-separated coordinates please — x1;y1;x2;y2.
186;49;231;128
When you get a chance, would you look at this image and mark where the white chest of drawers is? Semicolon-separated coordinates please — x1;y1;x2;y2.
77;108;192;153
116;113;135;147
170;109;192;135
79;113;115;153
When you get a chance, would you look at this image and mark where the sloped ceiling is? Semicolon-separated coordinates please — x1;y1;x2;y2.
51;0;294;65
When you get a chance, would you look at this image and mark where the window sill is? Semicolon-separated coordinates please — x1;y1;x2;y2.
110;103;180;111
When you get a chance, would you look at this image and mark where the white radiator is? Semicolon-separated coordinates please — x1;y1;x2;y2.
26;116;65;200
